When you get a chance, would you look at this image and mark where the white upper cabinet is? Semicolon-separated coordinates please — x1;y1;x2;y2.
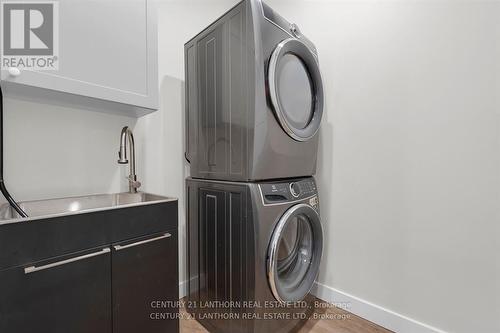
1;0;158;113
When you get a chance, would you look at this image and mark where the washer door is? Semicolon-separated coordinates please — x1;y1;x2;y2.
267;203;323;303
268;38;324;142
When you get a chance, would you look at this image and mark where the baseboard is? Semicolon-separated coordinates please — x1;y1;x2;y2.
311;282;448;333
178;279;447;333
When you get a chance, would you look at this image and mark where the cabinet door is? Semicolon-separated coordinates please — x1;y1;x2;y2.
0;0;158;110
0;247;112;333
112;232;179;333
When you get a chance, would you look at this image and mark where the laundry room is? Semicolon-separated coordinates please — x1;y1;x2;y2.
0;1;498;333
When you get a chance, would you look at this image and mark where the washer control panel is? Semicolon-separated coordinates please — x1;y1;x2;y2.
260;178;317;204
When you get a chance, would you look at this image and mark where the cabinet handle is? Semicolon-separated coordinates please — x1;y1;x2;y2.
113;233;171;251
24;248;111;274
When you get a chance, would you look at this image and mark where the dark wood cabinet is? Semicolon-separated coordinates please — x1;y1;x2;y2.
112;232;179;333
0;247;112;333
0;199;178;333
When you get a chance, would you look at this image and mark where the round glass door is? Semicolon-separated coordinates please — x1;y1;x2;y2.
267;203;323;303
268;38;324;142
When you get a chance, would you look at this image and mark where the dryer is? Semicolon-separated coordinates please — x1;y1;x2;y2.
186;177;323;333
185;0;324;181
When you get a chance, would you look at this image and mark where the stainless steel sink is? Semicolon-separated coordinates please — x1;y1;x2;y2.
0;192;175;222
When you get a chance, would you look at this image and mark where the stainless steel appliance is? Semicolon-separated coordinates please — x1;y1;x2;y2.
185;0;324;181
186;177;323;333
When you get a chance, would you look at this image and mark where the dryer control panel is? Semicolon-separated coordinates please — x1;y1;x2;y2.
260;178;317;205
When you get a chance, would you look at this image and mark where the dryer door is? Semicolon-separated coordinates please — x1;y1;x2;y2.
267;203;323;303
268;38;324;142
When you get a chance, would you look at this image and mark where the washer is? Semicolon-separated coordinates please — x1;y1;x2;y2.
185;0;324;181
186;177;323;333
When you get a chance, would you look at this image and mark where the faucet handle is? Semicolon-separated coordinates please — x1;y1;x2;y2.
126;176;142;190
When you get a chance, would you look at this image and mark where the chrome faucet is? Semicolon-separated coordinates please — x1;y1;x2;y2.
118;126;141;193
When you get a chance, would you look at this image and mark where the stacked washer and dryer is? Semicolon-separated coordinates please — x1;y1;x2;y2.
185;1;324;332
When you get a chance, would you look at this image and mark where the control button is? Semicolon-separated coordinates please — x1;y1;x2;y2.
290;182;300;198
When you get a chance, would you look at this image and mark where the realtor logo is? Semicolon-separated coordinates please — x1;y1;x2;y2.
1;1;59;70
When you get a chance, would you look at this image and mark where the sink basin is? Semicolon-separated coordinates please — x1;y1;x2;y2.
0;192;174;222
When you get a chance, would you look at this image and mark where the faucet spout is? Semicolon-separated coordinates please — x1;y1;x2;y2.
118;126;141;193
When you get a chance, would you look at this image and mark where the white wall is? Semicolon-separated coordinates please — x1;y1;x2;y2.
1;95;135;202
141;1;500;333
265;1;499;333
